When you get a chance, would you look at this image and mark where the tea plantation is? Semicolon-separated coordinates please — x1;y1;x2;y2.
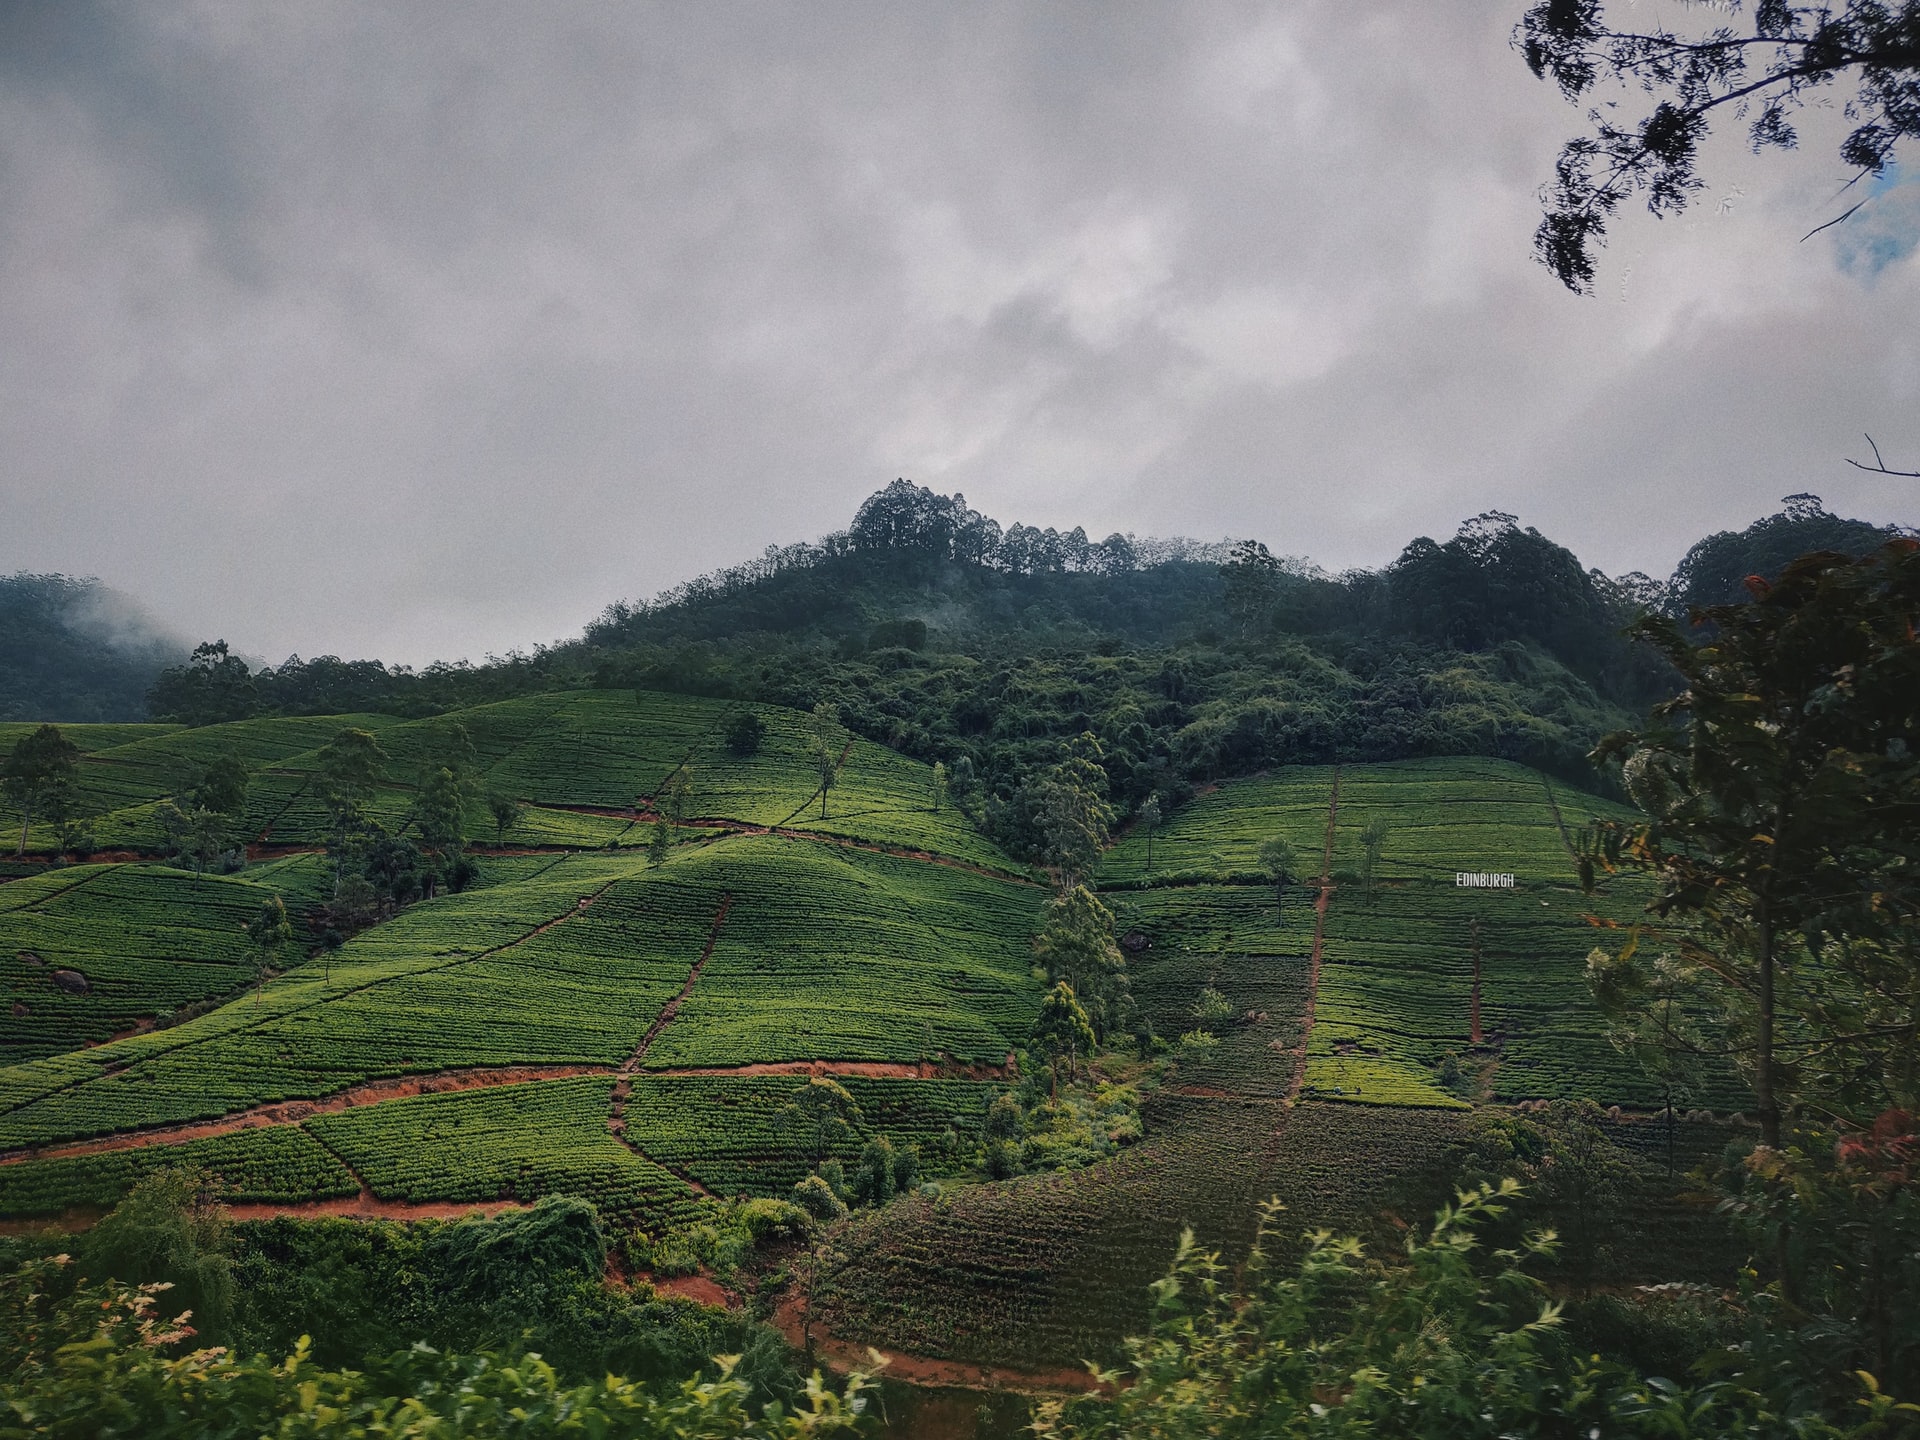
13;689;1014;869
0;698;1750;1377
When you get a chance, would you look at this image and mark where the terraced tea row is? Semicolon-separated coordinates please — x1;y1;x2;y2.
0;835;1043;1149
0;1123;359;1215
308;1075;706;1229
3;859;335;1062
619;1075;1003;1194
12;690;1016;871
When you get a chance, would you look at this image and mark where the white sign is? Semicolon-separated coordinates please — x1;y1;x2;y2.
1456;872;1516;888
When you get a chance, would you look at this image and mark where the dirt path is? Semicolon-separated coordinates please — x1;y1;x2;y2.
644;1057;1012;1081
607;895;733;1185
0;1065;612;1166
0;874;621;1131
1282;767;1341;1108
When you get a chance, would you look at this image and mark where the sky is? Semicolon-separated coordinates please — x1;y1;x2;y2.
1;1;1916;667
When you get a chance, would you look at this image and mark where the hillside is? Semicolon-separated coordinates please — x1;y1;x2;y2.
4;495;1889;1426
0;686;1755;1397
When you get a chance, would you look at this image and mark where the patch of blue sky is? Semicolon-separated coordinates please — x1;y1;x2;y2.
1835;162;1920;280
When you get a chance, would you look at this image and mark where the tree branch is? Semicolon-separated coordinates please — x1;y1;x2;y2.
1845;434;1920;479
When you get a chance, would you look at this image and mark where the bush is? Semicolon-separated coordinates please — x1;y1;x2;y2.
1;1254;876;1438
77;1168;233;1335
723;711;765;757
792;1175;847;1222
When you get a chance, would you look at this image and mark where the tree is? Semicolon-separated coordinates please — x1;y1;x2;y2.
145;640;258;725
722;710;765;757
1033;885;1131;1040
77;1168;234;1334
418;720;477;788
1258;834;1298;921
661;766;693;829
1581;539;1920;1148
155;751;252;873
1031;982;1096;1096
2;723;79;856
808;703;847;819
155;801;227;874
1220;538;1283;637
1462;1100;1639;1296
1190;986;1236;1034
246;895;293;1005
1586;946;1709;1177
1358;816;1390;902
314;728;388;843
1138;794;1162;872
647;818;672;867
780;1077;864;1168
929;760;948;814
1033;735;1115;888
188;751;250;819
1518;0;1920;292
486;790;522;845
412;766;467;894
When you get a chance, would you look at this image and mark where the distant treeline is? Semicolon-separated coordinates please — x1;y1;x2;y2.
19;485;1906;851
129;486;1897;863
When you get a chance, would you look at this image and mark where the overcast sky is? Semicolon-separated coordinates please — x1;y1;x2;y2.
1;1;1915;666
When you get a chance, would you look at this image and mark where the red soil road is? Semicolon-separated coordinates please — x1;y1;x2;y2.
0;1065;611;1167
223;1195;529;1223
1284;767;1342;1105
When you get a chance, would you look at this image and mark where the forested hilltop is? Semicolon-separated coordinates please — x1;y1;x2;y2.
128;486;1900;865
0;575;183;724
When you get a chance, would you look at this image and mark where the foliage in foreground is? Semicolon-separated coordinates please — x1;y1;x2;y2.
0;1253;874;1439
1030;1180;1919;1440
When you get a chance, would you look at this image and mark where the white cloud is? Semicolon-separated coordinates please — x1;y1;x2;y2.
0;0;1913;664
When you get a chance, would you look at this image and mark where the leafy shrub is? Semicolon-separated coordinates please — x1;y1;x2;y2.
792;1176;846;1223
722;711;765;757
1;1254;875;1438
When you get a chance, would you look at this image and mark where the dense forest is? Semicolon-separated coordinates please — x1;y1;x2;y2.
56;486;1884;861
0;574;183;723
6;487;1902;867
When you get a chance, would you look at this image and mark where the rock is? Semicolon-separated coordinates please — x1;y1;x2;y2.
49;969;90;995
18;951;42;966
1120;930;1150;953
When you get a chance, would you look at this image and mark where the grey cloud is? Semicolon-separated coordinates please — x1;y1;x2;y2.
0;0;1914;666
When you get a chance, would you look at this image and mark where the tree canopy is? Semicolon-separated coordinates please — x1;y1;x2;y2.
1519;0;1920;291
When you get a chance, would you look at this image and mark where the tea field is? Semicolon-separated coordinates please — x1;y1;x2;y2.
0;703;1758;1381
11;690;1018;870
1;861;345;1062
0;1123;359;1216
307;1075;708;1230
617;1074;1003;1194
0;835;1041;1150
